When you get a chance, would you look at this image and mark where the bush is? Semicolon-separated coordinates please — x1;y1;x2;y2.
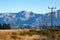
29;29;36;32
12;32;17;35
28;29;37;36
20;32;28;36
19;29;37;36
27;31;36;36
48;28;60;32
39;30;51;36
11;32;17;40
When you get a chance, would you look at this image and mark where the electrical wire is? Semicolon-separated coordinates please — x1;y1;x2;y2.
48;0;52;7
49;0;58;7
53;0;57;7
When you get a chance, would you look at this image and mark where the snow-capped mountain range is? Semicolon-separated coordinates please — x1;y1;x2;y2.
0;10;60;28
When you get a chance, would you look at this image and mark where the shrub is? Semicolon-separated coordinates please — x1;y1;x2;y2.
19;29;37;36
12;32;17;36
11;32;17;40
20;32;28;36
39;30;51;36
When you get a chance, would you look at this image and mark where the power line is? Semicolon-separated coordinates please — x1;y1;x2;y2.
53;0;57;7
49;0;57;7
46;0;58;28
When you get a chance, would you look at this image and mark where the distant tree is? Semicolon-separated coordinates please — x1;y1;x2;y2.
23;25;28;29
3;23;11;29
0;24;3;29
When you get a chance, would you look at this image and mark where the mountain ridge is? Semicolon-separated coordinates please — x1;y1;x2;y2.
0;10;60;28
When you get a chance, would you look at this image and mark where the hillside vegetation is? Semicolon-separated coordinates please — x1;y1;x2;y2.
0;28;60;40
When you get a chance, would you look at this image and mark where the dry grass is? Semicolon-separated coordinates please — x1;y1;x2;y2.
0;29;41;40
0;29;60;40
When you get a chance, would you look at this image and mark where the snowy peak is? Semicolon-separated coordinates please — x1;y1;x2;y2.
0;10;60;27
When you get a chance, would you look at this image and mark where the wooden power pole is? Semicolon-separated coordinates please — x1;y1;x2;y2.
48;7;56;28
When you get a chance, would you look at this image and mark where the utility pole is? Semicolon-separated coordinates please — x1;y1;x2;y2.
48;7;56;28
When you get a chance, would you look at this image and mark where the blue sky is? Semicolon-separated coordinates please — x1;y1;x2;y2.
0;0;60;14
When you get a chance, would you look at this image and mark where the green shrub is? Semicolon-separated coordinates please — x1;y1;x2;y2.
39;30;51;36
12;32;17;35
20;32;28;36
27;31;36;36
29;29;36;32
11;32;17;40
19;29;37;36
